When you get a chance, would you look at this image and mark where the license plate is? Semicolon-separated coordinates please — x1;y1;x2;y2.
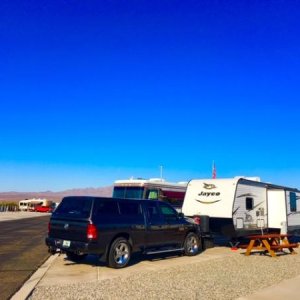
62;240;71;248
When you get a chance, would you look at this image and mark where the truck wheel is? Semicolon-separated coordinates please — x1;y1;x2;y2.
108;237;131;268
184;232;201;256
66;251;87;262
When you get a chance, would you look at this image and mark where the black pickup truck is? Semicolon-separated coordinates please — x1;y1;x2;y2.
46;196;202;268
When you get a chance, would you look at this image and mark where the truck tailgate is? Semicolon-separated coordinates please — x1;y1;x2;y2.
49;217;90;242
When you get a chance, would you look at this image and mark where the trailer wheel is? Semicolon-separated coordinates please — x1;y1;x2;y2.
108;237;131;268
184;232;201;256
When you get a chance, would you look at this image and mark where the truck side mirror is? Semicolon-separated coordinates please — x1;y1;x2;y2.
178;212;184;218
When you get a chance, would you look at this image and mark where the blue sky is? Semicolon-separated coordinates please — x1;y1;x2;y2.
0;0;299;191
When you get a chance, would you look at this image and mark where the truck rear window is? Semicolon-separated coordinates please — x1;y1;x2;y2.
53;197;93;218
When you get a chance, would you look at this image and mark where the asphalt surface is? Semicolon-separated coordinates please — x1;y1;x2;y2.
0;216;50;300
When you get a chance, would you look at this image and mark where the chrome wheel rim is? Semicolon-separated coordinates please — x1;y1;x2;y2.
187;235;199;254
114;242;130;265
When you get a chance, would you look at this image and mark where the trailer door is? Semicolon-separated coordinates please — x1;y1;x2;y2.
267;190;287;233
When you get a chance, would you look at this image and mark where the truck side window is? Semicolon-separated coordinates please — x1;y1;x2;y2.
159;203;178;222
146;202;161;223
93;201;119;216
119;202;142;216
118;202;144;223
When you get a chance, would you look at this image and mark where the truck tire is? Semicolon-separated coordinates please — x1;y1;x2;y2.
108;237;131;268
66;251;87;262
184;232;201;256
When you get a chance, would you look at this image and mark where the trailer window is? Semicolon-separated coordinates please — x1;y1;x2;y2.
290;192;297;212
246;197;254;210
145;189;159;199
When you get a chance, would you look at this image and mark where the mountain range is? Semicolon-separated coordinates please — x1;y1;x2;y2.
0;186;113;203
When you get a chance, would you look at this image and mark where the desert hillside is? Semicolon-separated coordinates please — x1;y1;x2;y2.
0;186;113;203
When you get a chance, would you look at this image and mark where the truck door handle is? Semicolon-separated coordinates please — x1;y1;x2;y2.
132;225;145;229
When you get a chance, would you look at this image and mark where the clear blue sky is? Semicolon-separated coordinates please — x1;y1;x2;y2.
0;0;299;191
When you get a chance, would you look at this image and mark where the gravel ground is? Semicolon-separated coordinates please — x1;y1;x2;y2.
30;251;300;300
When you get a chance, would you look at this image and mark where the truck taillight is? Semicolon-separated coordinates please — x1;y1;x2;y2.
87;224;98;240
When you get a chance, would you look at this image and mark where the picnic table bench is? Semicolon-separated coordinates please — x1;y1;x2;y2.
239;234;299;257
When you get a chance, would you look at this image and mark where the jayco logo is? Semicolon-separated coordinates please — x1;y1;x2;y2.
200;183;220;196
195;182;221;204
198;191;221;197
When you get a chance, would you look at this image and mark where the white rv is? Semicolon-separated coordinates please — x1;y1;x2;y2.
19;198;51;211
182;177;300;239
113;178;187;210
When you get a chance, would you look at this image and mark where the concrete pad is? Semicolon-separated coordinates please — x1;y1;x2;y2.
238;274;300;300
38;254;99;286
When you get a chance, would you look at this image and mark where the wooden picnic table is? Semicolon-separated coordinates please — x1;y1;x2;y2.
240;233;299;257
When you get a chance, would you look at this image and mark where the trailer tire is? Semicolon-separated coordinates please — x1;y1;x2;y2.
184;232;201;256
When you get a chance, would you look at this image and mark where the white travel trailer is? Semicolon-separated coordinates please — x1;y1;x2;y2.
182;177;300;239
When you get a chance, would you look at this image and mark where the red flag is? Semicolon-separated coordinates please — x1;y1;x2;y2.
212;161;216;179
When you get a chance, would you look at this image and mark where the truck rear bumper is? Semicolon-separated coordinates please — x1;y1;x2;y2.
45;237;103;255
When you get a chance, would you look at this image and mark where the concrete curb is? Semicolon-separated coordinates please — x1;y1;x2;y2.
11;254;59;300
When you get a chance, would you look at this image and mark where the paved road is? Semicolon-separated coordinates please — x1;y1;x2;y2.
0;216;50;300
